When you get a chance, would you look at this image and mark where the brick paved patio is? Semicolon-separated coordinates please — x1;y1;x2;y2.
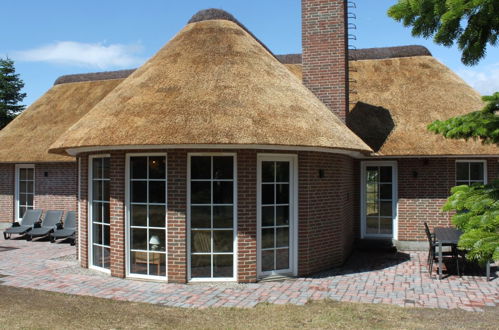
0;238;497;311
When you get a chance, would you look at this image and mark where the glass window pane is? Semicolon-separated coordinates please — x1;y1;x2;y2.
470;163;484;181
261;162;275;182
131;157;147;179
131;228;147;250
379;218;392;235
103;247;110;269
367;192;377;203
276;184;289;204
276;228;289;248
103;203;110;224
26;169;34;180
131;251;148;275
93;180;103;201
262;184;274;205
149;157;166;179
92;224;102;244
276;206;289;226
367;203;379;216
366;217;378;234
149;253;166;277
149;205;166;228
191;206;211;228
149;181;165;204
213;157;233;179
380;201;392;217
275;162;289;182
20;182;26;193
191;157;211;179
26;182;33;194
191;231;211;253
191;181;211;204
213;230;233;252
131;204;147;227
93;245;103;268
19;193;27;205
149;229;166;252
213;255;233;278
366;167;378;183
20;169;27;181
379;184;392;200
92;158;103;179
103;181;110;201
191;255;211;278
27;194;33;206
103;225;110;246
92;202;103;223
262;206;274;227
456;163;468;181
213;206;232;228
213;181;233;204
276;249;289;270
103;158;110;179
380;167;392;182
367;183;378;193
262;228;274;249
261;250;274;272
19;207;26;219
131;181;147;203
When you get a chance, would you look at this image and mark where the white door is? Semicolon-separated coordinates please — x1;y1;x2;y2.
361;161;398;239
15;164;35;221
257;154;297;277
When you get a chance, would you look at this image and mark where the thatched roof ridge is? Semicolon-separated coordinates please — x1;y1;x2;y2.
54;69;135;85
50;19;371;155
0;79;123;162
188;9;276;59
277;45;431;64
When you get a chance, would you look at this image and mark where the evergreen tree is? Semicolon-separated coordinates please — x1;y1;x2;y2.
388;0;499;65
389;0;498;265
0;57;26;129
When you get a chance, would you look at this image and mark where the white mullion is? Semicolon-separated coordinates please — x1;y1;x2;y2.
210;156;214;279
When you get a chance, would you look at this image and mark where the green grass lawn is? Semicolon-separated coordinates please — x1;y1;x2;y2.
0;285;497;329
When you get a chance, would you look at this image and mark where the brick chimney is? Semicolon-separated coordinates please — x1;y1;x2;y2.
302;0;349;122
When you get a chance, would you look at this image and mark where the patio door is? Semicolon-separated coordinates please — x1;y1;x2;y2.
361;161;398;239
15;164;35;221
257;154;297;277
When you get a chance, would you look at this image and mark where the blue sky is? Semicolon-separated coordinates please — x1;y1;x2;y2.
2;0;498;106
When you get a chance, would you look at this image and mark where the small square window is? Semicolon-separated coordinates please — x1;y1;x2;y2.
456;161;485;185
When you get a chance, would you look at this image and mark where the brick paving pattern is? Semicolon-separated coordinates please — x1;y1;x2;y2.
0;239;497;311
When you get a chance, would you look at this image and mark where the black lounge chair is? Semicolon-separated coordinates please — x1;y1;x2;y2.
50;211;76;245
3;209;42;239
28;210;63;241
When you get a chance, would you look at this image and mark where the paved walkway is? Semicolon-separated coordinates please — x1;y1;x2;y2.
0;238;497;311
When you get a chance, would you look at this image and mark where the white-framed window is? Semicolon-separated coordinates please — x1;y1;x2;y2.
126;153;168;280
15;164;35;221
188;153;237;281
456;160;487;185
88;155;111;272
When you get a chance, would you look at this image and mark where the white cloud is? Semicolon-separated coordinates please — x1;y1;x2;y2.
457;63;499;96
13;41;144;69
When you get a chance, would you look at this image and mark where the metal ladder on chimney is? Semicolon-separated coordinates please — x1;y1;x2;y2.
347;1;358;107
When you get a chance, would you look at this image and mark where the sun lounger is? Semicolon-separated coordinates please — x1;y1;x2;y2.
50;211;76;245
3;209;42;239
28;210;63;241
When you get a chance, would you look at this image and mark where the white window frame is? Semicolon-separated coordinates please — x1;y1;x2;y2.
187;152;238;282
14;164;35;222
88;154;111;274
360;161;398;240
455;160;488;185
256;154;298;278
125;152;168;281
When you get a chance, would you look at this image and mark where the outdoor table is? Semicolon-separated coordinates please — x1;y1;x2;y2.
434;227;462;280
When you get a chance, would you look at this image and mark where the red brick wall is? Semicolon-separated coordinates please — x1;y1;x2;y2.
0;162;76;223
34;162;77;217
302;0;348;121
397;157;498;241
78;149;356;283
0;164;14;223
298;152;356;276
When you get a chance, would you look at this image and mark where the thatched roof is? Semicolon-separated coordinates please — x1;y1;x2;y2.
54;70;134;85
283;56;497;156
0;78;123;162
50;16;371;155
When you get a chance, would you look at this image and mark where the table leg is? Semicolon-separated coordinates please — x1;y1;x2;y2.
438;242;443;280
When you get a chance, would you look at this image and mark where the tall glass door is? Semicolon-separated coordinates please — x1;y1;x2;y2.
258;155;296;277
128;154;167;279
362;162;397;238
16;165;35;221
